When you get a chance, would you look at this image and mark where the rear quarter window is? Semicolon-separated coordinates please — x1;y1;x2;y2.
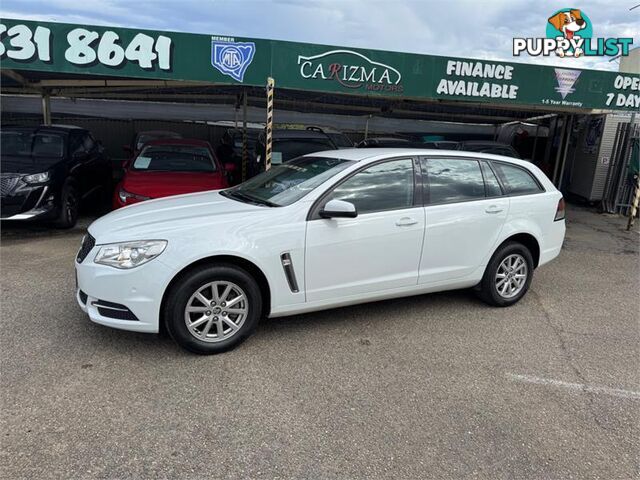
492;162;543;195
423;158;485;204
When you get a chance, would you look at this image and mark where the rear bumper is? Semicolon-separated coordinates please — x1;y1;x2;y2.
539;220;566;267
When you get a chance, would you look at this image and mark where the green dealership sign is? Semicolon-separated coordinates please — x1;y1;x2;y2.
1;18;638;111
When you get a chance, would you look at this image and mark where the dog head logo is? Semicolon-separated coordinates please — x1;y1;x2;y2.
548;10;586;40
546;8;592;57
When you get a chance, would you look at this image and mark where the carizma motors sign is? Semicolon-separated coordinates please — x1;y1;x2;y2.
297;49;403;93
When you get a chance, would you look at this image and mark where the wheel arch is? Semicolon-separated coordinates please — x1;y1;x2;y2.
58;174;80;199
160;254;272;329
496;232;541;268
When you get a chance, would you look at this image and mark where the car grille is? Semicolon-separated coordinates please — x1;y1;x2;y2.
0;174;21;197
76;234;96;263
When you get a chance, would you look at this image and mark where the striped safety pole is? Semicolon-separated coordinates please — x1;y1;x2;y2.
265;77;275;171
241;91;247;182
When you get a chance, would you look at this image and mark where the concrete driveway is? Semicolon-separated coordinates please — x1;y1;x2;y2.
1;206;638;479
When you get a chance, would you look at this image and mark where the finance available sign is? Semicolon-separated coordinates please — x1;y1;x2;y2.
436;61;519;100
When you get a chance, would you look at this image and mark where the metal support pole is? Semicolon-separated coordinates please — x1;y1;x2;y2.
556;115;574;190
41;89;51;125
265;77;275;171
543;116;557;174
234;93;241;130
241;91;248;182
531;123;540;161
364;115;372;140
552;115;568;185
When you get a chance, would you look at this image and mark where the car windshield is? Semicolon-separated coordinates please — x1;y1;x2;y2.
136;132;181;151
272;139;336;164
1;131;65;158
222;156;353;207
133;145;216;172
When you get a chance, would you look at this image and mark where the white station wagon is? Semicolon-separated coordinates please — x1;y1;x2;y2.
76;149;565;354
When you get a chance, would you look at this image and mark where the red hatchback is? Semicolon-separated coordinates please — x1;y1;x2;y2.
114;139;233;209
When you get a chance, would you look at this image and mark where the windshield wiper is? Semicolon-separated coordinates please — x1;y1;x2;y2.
223;190;279;207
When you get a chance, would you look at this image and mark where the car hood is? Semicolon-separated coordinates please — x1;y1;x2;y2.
1;156;63;175
89;190;267;243
122;170;226;198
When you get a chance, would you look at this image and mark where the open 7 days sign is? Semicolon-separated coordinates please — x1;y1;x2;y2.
1;18;638;111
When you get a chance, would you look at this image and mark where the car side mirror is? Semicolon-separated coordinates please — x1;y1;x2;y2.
224;162;237;172
122;145;133;155
320;199;357;219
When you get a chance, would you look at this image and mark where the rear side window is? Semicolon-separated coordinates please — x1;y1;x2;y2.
481;161;502;197
424;158;485;204
492;162;543;195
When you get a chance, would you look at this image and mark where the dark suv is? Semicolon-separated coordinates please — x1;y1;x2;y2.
1;125;111;228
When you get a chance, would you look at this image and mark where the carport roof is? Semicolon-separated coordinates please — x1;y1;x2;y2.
1;17;638;117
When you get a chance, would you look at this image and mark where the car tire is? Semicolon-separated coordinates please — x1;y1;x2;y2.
54;183;79;229
164;263;262;354
477;242;534;307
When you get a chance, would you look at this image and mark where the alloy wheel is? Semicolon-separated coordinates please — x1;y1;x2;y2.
495;254;528;299
184;281;249;343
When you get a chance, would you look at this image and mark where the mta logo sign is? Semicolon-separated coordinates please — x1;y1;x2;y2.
211;40;256;82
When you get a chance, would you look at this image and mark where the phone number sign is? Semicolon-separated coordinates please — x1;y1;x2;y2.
1;22;172;71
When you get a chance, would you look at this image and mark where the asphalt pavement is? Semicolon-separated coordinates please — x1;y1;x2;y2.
1;206;638;479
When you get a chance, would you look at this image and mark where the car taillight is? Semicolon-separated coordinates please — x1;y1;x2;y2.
554;197;565;221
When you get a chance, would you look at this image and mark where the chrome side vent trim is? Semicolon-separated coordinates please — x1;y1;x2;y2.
280;252;299;293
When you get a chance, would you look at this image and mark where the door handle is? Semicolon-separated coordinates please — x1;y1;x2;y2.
396;217;418;226
485;206;503;214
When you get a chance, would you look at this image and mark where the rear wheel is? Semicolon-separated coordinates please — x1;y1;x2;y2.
164;264;262;354
477;242;534;307
54;184;79;228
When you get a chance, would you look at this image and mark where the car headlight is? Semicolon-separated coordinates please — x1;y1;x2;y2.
23;172;50;184
118;188;150;204
94;240;167;269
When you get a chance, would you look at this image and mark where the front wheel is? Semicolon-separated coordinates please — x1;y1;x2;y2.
164;264;262;354
477;242;534;307
53;184;79;228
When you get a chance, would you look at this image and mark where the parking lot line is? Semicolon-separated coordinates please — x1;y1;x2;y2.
506;373;640;400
